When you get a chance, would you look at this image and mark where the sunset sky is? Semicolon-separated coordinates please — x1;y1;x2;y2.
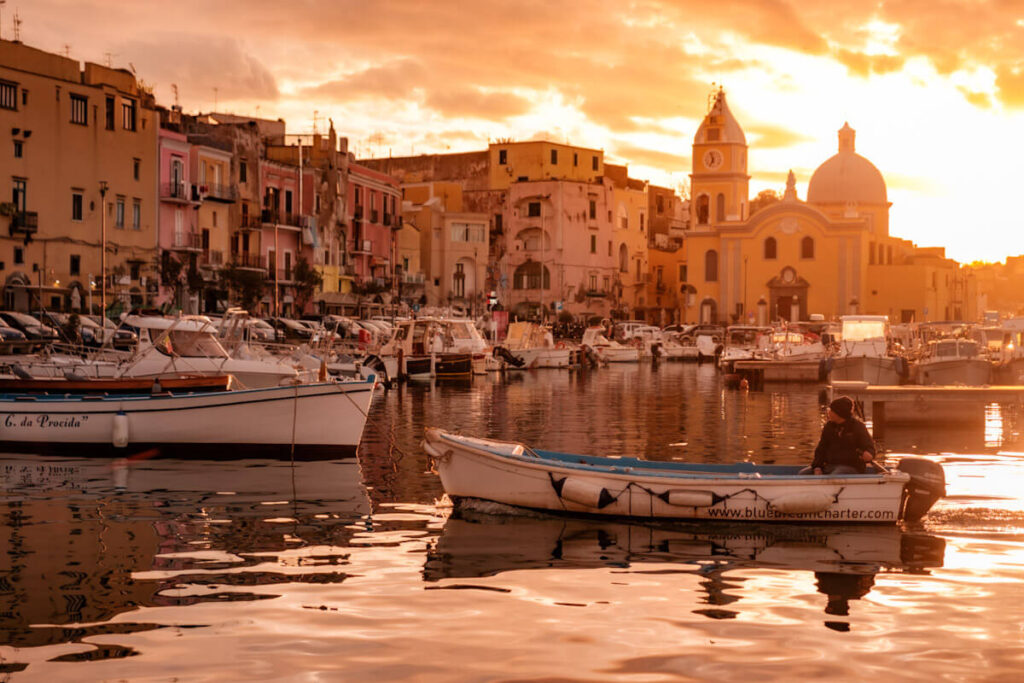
15;0;1024;264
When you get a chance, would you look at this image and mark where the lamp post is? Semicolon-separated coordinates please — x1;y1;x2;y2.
99;180;108;318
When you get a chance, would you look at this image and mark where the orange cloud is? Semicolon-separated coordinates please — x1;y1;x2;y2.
747;125;814;149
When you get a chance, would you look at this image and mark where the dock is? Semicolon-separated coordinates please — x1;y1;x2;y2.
733;359;826;387
829;381;1024;434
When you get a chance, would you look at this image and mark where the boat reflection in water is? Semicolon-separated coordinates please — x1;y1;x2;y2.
425;506;945;625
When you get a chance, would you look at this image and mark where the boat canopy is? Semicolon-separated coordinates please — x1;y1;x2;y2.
841;316;888;342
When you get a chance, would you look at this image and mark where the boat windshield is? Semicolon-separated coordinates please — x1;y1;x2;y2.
449;322;476;340
158;330;229;358
842;320;886;341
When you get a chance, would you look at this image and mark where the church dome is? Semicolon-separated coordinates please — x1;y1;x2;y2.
807;123;887;204
694;89;746;146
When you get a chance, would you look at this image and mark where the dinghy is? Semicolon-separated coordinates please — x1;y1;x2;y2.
422;429;945;524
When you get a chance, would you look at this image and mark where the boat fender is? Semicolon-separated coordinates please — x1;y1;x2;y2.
767;490;835;514
657;490;719;507
897;456;946;522
551;476;615;509
421;439;452;464
112;411;129;448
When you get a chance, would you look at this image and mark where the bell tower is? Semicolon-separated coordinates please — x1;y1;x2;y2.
690;88;750;229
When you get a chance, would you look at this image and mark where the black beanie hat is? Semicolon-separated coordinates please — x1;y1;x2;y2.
830;396;854;419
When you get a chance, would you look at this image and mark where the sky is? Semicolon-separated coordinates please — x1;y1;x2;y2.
11;0;1024;264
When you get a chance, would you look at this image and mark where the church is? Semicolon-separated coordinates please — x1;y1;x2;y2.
684;90;969;325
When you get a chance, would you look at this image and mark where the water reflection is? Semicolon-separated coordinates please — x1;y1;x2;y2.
425;507;946;626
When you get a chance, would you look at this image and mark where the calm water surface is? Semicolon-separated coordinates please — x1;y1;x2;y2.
1;363;1023;681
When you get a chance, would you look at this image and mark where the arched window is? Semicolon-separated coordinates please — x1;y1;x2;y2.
764;237;777;260
705;250;718;282
618;244;628;273
696;195;709;225
715;193;726;222
801;236;814;259
513;261;550;290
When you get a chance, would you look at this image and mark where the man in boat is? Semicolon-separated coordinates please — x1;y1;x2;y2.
804;396;877;475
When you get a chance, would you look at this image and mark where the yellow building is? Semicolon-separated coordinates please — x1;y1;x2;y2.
684;89;967;324
606;164;650;318
488;141;603;191
0;39;158;313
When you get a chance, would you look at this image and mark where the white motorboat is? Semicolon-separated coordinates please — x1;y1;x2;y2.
493;322;572;369
914;338;992;385
376;317;490;381
829;315;906;386
423;429;946;524
0;378;377;457
580;326;640;363
717;325;772;372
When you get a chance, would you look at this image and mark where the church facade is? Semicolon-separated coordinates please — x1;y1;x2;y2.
684;90;969;325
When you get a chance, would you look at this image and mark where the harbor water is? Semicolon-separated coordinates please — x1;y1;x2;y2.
1;363;1023;681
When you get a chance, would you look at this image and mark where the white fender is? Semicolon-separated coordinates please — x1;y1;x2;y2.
112;412;129;448
559;477;612;508
664;490;715;507
768;490;834;514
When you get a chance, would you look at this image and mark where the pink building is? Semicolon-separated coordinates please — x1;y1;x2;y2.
348;164;400;289
260;159;315;316
157;127;200;308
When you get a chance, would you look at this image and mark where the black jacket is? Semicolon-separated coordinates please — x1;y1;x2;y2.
811;418;875;473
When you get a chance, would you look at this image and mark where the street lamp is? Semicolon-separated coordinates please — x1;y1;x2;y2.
99;180;108;318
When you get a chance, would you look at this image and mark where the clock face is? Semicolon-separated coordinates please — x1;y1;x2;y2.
703;149;723;170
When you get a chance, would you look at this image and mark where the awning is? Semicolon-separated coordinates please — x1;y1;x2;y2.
315;291;357;305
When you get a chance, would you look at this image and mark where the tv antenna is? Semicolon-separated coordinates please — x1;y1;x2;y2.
213;86;218;113
312;110;319;135
63;44;71;57
171;83;179;108
0;2;6;42
12;8;21;42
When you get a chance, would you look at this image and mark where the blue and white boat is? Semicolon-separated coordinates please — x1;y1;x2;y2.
0;378;378;458
423;429;944;524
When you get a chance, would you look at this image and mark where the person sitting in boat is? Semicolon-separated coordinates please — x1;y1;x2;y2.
803;396;877;475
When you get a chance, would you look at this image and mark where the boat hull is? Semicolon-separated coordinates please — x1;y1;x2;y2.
915;359;992;386
506;347;573;369
0;380;377;458
425;430;914;524
830;356;903;385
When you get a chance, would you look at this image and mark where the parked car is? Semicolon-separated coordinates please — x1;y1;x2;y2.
86;315;139;350
0;311;60;346
267;317;314;344
0;324;28;353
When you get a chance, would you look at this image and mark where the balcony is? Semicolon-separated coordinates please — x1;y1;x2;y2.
200;249;224;267
203;183;237;203
239;213;263;230
160;182;192;202
261;209;304;229
383;212;391;227
230;252;266;271
170;231;202;251
370;209;379;224
266;268;294;283
10;211;38;236
401;272;425;284
353;239;373;255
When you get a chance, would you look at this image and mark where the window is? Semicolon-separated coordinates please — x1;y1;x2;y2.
70;254;81;276
130;262;140;280
453;263;466;297
869;241;875;265
707;129;720;142
657;195;665;214
13;140;22;158
498;149;507;165
21;89;27;106
715;193;726;222
621;215;628;230
679;265;687;282
527;201;541;217
705;250;718;282
764;236;777;259
0;81;16;110
70;93;88;125
284;251;292;280
887;245;893;264
592;156;598;171
494;213;503;233
513;261;550;290
14;247;23;264
801;236;814;259
607;240;611;256
640;213;644;232
590;235;597;253
285;190;293;215
12;178;26;212
72;191;83;221
619;244;628;272
122;99;137;131
240;160;248;183
116;197;125;228
589;200;596;220
589;274;597;290
696;195;709;224
573;152;578;167
105;96;115;130
550;149;558;164
132;199;141;230
212;210;218;227
133;158;140;181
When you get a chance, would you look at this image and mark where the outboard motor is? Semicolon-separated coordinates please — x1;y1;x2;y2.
492;346;526;368
897;457;946;522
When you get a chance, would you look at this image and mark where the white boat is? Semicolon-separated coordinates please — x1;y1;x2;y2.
493;322;572;369
765;330;826;361
914;338;992;385
422;429;945;524
0;378;377;457
717;325;772;372
580;326;640;363
829;315;906;386
377;317;490;380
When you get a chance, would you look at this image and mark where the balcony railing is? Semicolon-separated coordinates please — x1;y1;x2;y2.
170;231;201;250
230;252;265;270
203;183;237;202
240;213;263;230
266;268;294;282
201;249;224;267
370;209;379;223
10;211;38;235
261;209;304;227
160;182;191;201
401;272;425;284
353;239;373;254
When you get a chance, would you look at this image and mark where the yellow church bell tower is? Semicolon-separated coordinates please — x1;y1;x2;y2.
690;88;750;229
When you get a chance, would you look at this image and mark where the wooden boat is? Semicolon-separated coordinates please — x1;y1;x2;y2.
422;429;945;524
0;374;232;395
0;378;378;458
435;353;473;380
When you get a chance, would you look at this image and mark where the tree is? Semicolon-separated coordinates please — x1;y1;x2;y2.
749;189;781;217
292;256;323;313
219;262;266;313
